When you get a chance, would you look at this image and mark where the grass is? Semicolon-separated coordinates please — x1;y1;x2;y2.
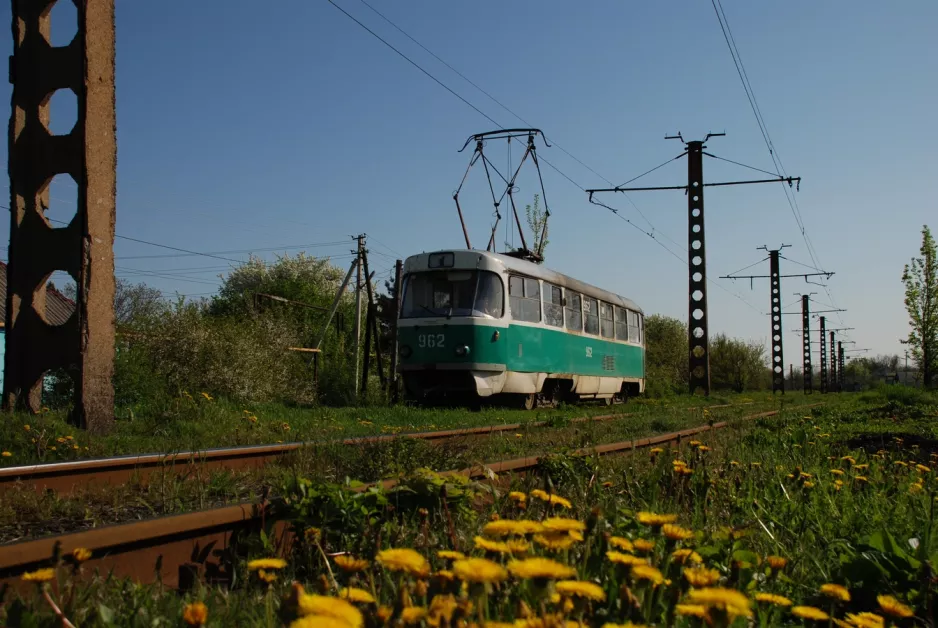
4;387;937;626
0;391;767;465
0;397;796;542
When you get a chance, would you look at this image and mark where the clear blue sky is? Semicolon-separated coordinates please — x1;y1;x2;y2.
2;0;936;363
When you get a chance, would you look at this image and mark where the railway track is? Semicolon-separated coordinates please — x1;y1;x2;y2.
0;402;753;496
0;401;820;591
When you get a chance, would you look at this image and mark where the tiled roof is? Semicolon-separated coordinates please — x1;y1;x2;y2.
0;261;76;327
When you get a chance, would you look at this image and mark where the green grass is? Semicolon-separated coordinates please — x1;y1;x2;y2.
5;389;936;626
1;391;774;465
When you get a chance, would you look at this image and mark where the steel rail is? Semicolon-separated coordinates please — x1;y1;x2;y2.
0;402;819;591
0;403;752;496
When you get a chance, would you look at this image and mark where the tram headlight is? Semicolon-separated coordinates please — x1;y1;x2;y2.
455;345;470;357
399;345;412;358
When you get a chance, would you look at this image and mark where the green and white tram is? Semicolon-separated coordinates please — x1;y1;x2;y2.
397;249;645;408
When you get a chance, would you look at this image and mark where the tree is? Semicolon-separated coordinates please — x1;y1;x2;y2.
709;333;766;393
901;225;938;388
644;314;688;396
64;278;166;327
524;194;549;258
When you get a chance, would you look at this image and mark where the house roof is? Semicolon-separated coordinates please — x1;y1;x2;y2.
0;261;77;327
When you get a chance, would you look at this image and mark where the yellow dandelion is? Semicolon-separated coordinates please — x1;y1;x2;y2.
606;551;650;567
376;606;394;623
894;460;909;467
608;536;633;551
844;612;885;628
855;476;869;484
841;456;856;464
247;558;287;571
257;569;277;583
631;564;664;585
437;550;465;561
754;592;792;607
820;583;850;602
507;557;576;580
333;555;369;572
376;548;430;578
689;440;702;447
916;464;931;473
297;595;364;627
650;447;664;454
452;557;508;584
534;531;580;551
661;524;694;541
483;519;543;537
803;481;816;489
698;445;711;452
1;451;11;457
21;568;55;583
910;482;925;494
686;588;752;618
338;588;375;604
541;518;586;533
509;491;527;503
633;539;656;553
676;604;708;618
830;469;845;476
877;595;914;618
23;424;30;431
766;555;788;570
671;548;703;564
555;580;606;602
854;464;869;471
792;606;829;621
72;547;92;562
183;602;208;626
636;512;678;527
684;566;720;587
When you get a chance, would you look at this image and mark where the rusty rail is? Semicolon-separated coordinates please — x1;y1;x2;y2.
0;402;752;496
0;402;820;590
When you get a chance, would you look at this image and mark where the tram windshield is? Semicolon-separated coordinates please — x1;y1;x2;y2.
401;270;504;318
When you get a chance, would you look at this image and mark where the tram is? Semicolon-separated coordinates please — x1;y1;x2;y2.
396;249;645;408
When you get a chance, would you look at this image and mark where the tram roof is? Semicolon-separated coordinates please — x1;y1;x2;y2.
404;249;643;314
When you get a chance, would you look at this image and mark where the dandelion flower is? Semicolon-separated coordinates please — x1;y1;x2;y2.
766;555;788;570
689;440;702;447
684;566;720;587
650;447;664;454
376;548;430;578
686;588;752;618
542;518;586;533
820;583;850;602
72;547;92;562
247;558;287;571
1;451;11;457
636;512;678;527
483;519;543;537
894;460;908;467
671;548;703;564
844;612;885;628
555;580;606;602
507;557;576;580
841;456;856;464
754;592;792;607
437;550;465;561
606;551;649;567
338;588;375;604
662;524;694;541
698;445;711;452
916;464;931;473
21;568;55;583
877;595;914;618
631;564;664;585
608;536;633;551
334;555;369;572
830;469;845;476
533;533;577;552
256;569;277;583
633;539;656;553
452;557;508;584
297;594;363;627
791;606;829;621
183;602;208;626
509;491;527;503
855;476;869;484
675;604;708;618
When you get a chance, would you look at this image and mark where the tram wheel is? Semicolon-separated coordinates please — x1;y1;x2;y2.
521;393;537;410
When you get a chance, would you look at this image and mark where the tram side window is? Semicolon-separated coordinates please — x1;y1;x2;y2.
509;275;541;322
628;310;641;343
600;302;614;338
615;306;629;341
544;283;564;327
565;292;583;331
583;297;599;335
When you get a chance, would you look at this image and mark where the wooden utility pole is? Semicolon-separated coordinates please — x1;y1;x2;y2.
353;234;364;397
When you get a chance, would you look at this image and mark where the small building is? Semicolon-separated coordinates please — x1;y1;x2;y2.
0;262;77;392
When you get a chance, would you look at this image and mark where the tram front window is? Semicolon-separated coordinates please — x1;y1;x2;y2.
401;271;504;318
